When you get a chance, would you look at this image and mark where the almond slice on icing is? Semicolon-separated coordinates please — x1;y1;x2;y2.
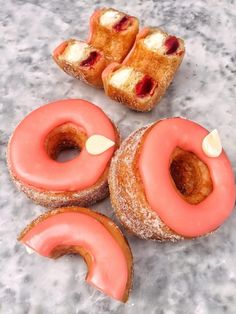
202;129;222;158
86;135;115;155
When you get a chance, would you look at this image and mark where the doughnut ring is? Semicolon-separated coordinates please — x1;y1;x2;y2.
109;118;235;240
7;99;119;208
18;207;133;302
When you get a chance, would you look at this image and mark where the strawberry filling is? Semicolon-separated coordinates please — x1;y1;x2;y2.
80;51;100;67
113;16;131;32
165;36;179;55
135;75;156;98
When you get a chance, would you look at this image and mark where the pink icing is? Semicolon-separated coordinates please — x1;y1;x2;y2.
139;118;235;237
20;212;128;301
9;99;116;191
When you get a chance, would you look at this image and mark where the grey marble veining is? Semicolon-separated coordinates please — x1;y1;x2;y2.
0;0;236;313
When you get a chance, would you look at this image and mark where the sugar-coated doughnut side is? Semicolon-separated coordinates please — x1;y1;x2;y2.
7;117;120;209
108;125;183;241
8;152;110;208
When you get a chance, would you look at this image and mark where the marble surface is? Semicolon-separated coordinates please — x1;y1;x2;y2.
0;0;236;313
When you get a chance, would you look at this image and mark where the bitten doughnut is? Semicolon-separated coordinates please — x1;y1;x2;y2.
53;8;139;87
109;118;235;241
18;207;133;302
7;99;120;208
103;27;185;111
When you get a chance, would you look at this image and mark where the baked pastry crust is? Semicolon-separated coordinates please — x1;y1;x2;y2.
53;8;139;87
103;27;185;111
89;8;139;63
53;39;108;87
108;124;183;241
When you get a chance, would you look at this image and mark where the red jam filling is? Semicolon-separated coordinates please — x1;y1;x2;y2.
113;16;131;32
80;51;100;67
135;75;156;98
165;36;179;55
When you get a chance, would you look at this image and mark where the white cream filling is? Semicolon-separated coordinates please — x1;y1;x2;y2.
63;41;89;63
110;67;133;88
144;32;165;51
100;10;123;27
202;129;222;158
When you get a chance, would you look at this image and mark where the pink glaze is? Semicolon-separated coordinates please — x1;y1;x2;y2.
122;27;150;65
20;212;128;301
9;99;116;191
139;118;235;237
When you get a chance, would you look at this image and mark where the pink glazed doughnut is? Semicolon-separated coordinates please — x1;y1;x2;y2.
7;99;120;208
18;207;133;302
109;118;235;241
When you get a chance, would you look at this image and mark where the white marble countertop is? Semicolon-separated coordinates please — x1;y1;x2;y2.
0;0;236;313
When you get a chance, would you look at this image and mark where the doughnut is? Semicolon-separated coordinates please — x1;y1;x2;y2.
103;27;185;111
88;8;139;63
7;99;120;208
53;8;139;87
53;39;109;87
18;207;133;302
109;118;235;240
102;63;161;112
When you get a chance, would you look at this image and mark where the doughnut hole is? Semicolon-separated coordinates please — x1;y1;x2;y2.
170;147;213;204
44;123;87;162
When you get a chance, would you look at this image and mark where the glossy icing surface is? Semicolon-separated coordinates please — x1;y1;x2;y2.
9;99;116;191
139;118;235;237
20;212;128;301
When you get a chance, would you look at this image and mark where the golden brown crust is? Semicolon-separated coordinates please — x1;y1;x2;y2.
108;124;183;241
170;147;213;204
103;27;185;111
52;39;109;88
18;207;133;302
89;8;139;63
125;28;185;84
7;121;120;208
102;64;167;112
